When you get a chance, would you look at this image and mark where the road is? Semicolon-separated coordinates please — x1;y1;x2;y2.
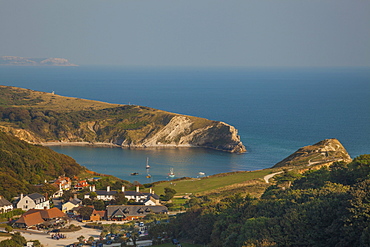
2;220;101;247
263;171;284;183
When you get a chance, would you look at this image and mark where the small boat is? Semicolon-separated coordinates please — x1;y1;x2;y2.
146;174;151;178
146;157;150;169
168;168;175;178
199;172;205;176
131;172;139;176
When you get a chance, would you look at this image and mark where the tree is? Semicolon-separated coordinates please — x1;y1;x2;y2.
78;206;93;220
0;239;22;247
61;190;74;202
114;192;128;205
275;170;301;188
93;200;105;211
77;235;85;243
10;232;26;247
30;240;42;247
161;187;176;201
89;191;98;200
4;225;12;233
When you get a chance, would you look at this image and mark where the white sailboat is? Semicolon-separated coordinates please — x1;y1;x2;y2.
146;157;151;178
146;157;150;169
168;168;175;178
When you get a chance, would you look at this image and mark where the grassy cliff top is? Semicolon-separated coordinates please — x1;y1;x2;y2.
0;85;121;112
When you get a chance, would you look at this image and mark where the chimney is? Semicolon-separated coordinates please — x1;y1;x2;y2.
74;193;78;200
121;186;125;192
89;186;92;192
20;193;24;200
136;185;139;193
107;186;110;192
149;188;152;194
92;185;96;192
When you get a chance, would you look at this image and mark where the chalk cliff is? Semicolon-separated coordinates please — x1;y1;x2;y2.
0;86;246;153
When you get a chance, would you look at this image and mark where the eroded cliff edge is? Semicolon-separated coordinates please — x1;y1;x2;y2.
272;138;352;168
0;86;246;153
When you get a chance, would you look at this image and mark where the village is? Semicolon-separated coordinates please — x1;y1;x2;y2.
0;176;172;247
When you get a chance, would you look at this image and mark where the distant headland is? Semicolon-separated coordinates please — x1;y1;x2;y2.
0;56;78;66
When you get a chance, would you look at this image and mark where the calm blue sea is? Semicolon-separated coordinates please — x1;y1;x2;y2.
0;66;369;183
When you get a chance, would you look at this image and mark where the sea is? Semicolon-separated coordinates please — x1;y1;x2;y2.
0;66;369;184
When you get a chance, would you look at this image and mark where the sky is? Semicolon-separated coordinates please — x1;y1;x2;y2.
0;0;369;67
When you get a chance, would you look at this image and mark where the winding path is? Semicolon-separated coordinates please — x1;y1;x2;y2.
264;171;284;183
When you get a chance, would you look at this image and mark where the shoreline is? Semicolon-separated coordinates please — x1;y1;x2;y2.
40;141;245;153
40;141;197;149
41;141;120;147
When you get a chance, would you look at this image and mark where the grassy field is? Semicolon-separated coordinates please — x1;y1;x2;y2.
149;169;273;198
0;85;121;112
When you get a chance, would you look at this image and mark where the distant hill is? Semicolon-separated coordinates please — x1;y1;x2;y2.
0;86;246;153
0;56;77;66
272;138;352;169
0;131;86;200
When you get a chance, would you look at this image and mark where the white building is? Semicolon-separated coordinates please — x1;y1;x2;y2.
0;196;13;213
16;193;50;211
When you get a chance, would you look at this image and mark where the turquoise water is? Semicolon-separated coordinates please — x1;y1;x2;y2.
1;66;369;183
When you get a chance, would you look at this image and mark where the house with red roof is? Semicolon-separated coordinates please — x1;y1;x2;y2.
14;207;66;228
74;180;89;190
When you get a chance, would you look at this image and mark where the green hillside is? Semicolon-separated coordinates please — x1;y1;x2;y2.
150;155;370;247
0;131;86;199
0;85;246;153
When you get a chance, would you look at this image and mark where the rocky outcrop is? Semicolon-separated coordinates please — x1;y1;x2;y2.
273;139;352;168
0;86;246;153
0;126;42;143
116;116;246;153
0;56;77;66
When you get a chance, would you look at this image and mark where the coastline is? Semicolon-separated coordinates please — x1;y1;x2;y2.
41;141;246;154
41;141;195;149
41;141;120;147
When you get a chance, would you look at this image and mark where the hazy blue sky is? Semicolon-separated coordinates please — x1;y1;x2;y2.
1;0;369;67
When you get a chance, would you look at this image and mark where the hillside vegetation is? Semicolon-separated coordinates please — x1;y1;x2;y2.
0;131;86;199
0;86;246;153
150;154;370;247
152;170;272;200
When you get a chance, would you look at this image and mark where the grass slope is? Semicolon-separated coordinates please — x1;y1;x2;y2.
0;85;120;112
150;170;272;199
0;131;86;199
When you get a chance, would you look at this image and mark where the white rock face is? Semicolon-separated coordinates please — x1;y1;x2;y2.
141;116;193;146
124;115;246;153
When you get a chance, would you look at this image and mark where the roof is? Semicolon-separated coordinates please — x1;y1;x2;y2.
92;210;105;218
106;205;168;218
69;198;82;205
95;190;117;196
75;180;89;188
42;207;65;219
15;211;45;227
124;191;146;197
27;193;45;201
0;197;12;207
124;191;159;199
149;193;160;200
21;208;65;220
